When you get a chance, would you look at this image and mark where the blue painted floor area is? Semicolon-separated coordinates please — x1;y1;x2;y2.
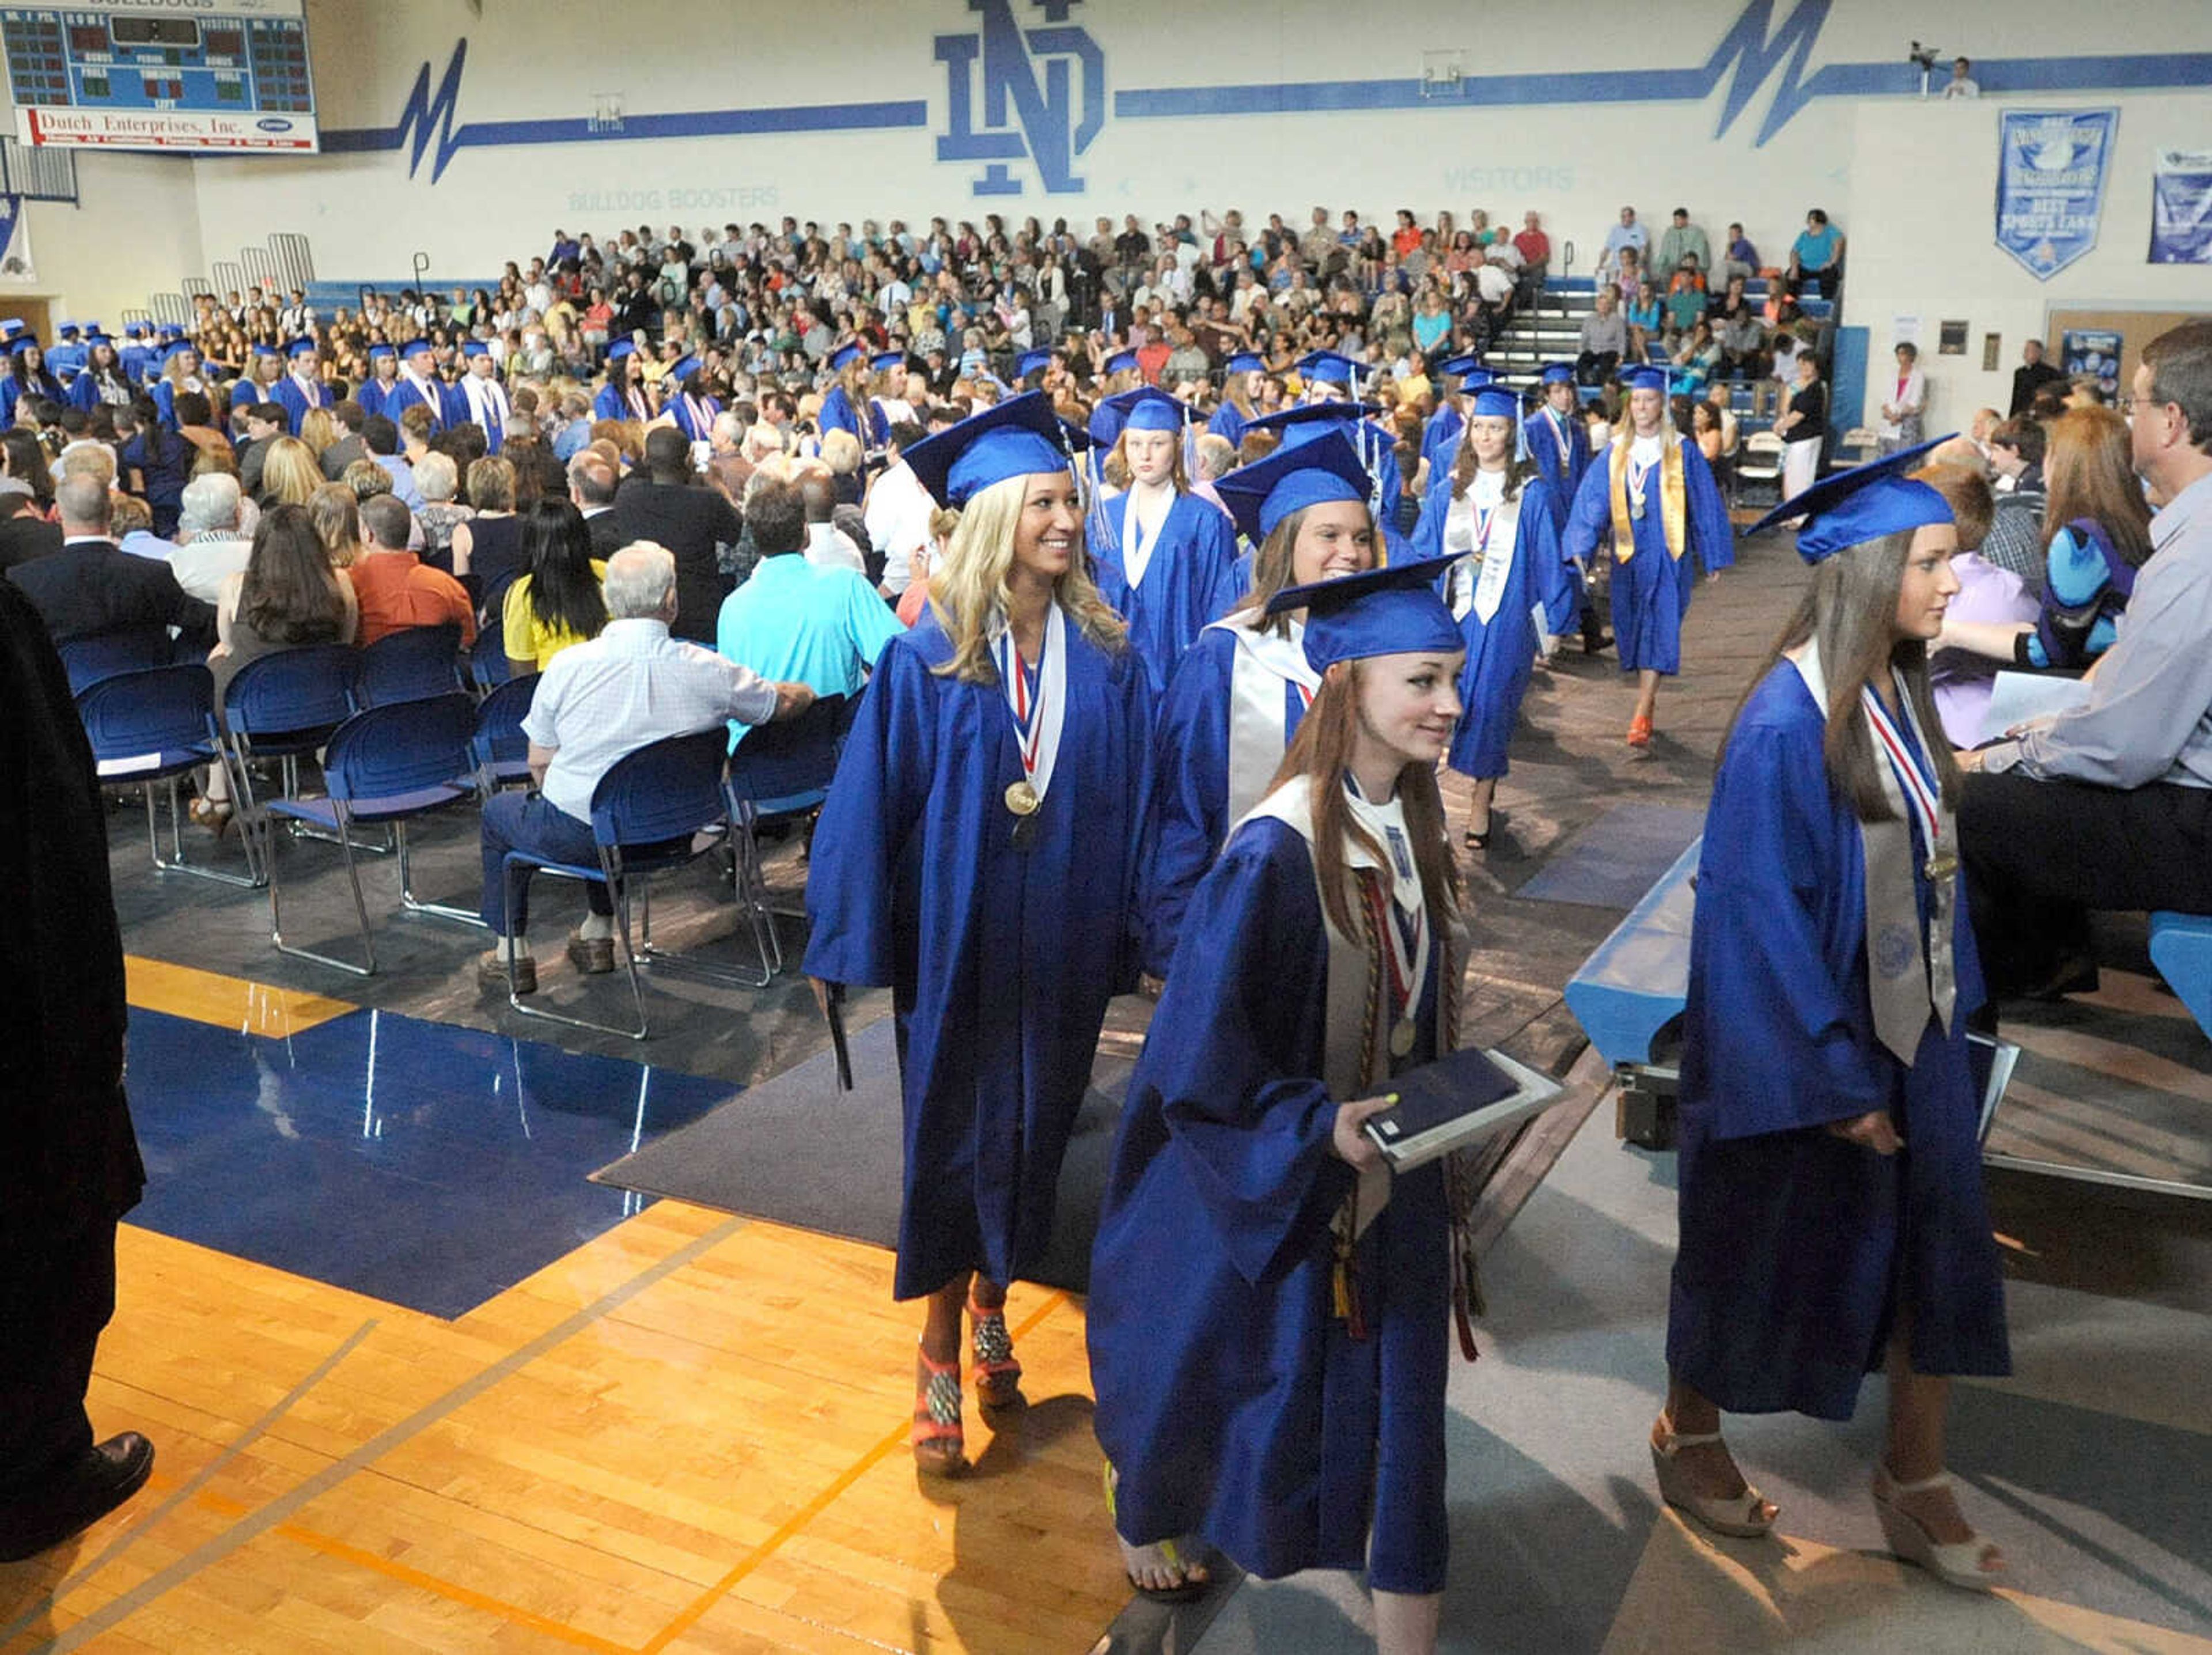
1513;804;1708;910
123;1006;737;1317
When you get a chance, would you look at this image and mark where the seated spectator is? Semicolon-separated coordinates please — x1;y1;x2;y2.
1672;319;1724;387
347;493;476;647
199;502;357;825
501;498;608;677
1690;399;1726;465
718;469;901;723
6;475;213;649
896;507;959;630
1717;220;1759;287
110;494;176;564
258;435;322;509
236;400;288;500
1968;406;2005;457
1937;406;2152;675
450;453;522;605
1959;321;2212;1000
1598;205;1646;284
171;472;253;602
413;451;475;569
604;427;741;641
1785;207;1844;300
0;480;59;571
1624;279;1663;358
1576;287;1627;385
476;542;812;993
362;414;425;509
308;482;365;570
1662;255;1708;337
1;429;55;513
1916;459;2038;747
319;400;370;480
1979;417;2050;589
1512;211;1550;304
1654;207;1710;283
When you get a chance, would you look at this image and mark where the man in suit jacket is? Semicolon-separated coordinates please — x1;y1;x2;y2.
569;449;629;561
0;481;60;571
0;575;154;1561
319;400;370;480
6;476;215;651
601;427;741;643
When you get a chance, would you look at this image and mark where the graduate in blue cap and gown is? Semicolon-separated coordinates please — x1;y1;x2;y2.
1656;439;2010;1593
1091;559;1473;1648
357;343;399;422
1245;402;1411;563
149;340;206;430
44;321;84;383
1139;430;1379;978
271;337;330;435
1564;365;1732;745
453;340;513;452
118;324;154;388
662;355;718;446
591;340;652;424
382;339;454;431
1010;346;1054;393
66;332;131;414
1412;387;1570;847
805;391;1152;1480
1;337;65;427
1087;387;1245;697
1523;362;1591;532
1207;352;1267;449
1417;355;1487;478
819;342;890;450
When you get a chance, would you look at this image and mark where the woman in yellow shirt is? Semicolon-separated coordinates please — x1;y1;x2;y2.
501;498;609;678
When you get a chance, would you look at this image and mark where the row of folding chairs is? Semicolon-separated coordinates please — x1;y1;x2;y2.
72;630;851;1039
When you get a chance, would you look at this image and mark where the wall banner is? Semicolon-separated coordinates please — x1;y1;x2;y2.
2149;149;2212;264
1995;108;2118;280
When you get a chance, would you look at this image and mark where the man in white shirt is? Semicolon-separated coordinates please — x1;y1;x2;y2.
1942;56;1980;98
793;463;866;574
456;341;512;453
477;542;812;992
862;421;934;596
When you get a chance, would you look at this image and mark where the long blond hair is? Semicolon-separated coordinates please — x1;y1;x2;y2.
927;471;1127;683
1222;499;1379;639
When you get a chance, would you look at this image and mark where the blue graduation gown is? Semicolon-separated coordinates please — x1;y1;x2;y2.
1090;489;1246;698
381;374;452;432
1419;402;1463;479
0;371;63;426
1562;437;1731;675
804;609;1152;1300
358;377;398;422
819;385;888;448
1091;818;1450;1594
668;390;721;445
592;380;650;424
1522;407;1592;537
1138;623;1309;977
1207;399;1249;449
1668;666;2008;1420
272;373;329;435
1412;473;1567;779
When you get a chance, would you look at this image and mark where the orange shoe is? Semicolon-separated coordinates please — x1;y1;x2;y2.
912;1346;967;1478
1627;715;1654;748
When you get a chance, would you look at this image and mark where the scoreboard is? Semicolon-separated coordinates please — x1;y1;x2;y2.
5;2;317;153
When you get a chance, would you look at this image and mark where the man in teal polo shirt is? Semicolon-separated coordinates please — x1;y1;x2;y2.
716;468;903;744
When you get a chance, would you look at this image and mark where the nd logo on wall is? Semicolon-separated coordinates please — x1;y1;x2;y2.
935;0;1105;197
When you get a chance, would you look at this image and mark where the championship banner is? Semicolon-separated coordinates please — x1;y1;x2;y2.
1995;109;2119;281
2150;149;2212;265
0;195;33;282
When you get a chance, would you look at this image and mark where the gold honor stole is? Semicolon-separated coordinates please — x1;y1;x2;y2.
1608;436;1687;563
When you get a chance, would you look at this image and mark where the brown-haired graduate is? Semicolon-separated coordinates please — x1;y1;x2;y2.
1655;441;2010;1591
804;392;1150;1478
1090;555;1471;1655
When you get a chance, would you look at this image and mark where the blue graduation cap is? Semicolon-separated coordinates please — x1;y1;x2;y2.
56;320;78;336
1103;347;1140;377
1436;353;1483;378
1540;361;1577;385
1456;366;1499;393
1297;349;1366;389
828;340;865;371
7;335;39;357
1223;351;1266;376
871;349;907;374
368;343;396;360
161;339;196;363
903;389;1078;509
1013;347;1053;380
286;336;318;358
1469;388;1521;421
669;354;702;382
1266;555;1464;672
2;319;28;339
460;339;491;358
249;342;281;360
124;322;147;339
605;340;636;361
400;338;434;359
1089;385;1190;451
1748;436;1956;565
81;320;100;336
1622;366;1668;395
1213;428;1372;545
1243;401;1386;451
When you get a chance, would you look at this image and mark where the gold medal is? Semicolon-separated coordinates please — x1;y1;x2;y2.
1925;853;1959;881
1389;1019;1416;1058
1004;780;1040;817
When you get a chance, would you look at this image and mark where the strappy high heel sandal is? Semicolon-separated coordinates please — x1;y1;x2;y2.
1650;1411;1777;1539
968;1293;1025;1412
912;1345;966;1478
1872;1462;2003;1592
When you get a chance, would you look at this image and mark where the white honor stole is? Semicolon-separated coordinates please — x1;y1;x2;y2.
1786;641;1959;1064
991;603;1069;801
1209;616;1319;834
1119;484;1171;590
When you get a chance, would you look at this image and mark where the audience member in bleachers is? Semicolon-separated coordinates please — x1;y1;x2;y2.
1661;448;2008;1593
603;427;740;642
7;475;213;650
1654;207;1710;283
1775;351;1829;502
1717;220;1759;287
499;499;607;678
1783;207;1844;301
0;573;154;1566
478;541;810;994
1959;321;2212;999
1937;407;2152;677
1564;367;1733;747
1598;205;1647;285
1575;287;1626;387
1878;342;1927;455
347;493;475;649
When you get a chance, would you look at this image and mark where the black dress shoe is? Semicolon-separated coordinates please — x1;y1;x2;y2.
0;1432;155;1562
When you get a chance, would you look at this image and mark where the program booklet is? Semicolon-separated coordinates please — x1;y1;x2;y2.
1361;1046;1566;1171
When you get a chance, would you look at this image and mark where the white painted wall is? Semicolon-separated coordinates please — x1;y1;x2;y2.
1844;93;2212;428
0;150;202;322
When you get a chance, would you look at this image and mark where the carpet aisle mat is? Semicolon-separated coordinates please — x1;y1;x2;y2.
1512;803;1707;910
592;1016;1128;1293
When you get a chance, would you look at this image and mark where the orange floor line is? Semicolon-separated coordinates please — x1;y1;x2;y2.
637;1290;1073;1655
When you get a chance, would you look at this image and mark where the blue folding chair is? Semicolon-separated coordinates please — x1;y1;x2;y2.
75;664;256;887
222;642;374;858
264;692;483;975
59;625;175;695
469;574;520;690
723;692;850;986
471;672;539;794
355;623;465;707
500;728;734;1039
